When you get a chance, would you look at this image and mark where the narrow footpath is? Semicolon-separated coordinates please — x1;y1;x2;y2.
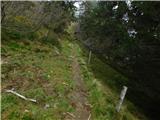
65;47;91;120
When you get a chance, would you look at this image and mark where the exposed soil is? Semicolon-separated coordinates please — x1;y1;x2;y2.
64;49;91;120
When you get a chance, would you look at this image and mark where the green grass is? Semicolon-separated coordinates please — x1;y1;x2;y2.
73;41;148;120
1;38;75;120
2;32;147;120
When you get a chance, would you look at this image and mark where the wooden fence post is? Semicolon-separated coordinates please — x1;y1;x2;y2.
116;86;128;112
88;51;92;64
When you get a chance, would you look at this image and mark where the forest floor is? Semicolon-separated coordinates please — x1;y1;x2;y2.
1;33;148;120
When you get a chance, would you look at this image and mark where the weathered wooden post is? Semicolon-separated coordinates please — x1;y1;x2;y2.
88;51;92;64
116;86;128;112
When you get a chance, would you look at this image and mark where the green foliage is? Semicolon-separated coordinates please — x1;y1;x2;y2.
1;94;18;112
79;1;160;119
2;1;75;47
26;88;46;102
22;113;34;120
2;28;37;41
1;37;75;119
1;2;152;119
1;30;148;119
28;32;38;40
74;41;147;120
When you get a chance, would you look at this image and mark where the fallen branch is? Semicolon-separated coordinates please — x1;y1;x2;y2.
6;89;37;103
66;112;75;118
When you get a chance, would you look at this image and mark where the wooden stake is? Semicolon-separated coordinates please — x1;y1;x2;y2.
87;113;91;120
88;51;92;64
116;86;128;112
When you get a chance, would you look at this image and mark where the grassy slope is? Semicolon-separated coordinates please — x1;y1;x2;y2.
1;39;75;120
1;35;147;120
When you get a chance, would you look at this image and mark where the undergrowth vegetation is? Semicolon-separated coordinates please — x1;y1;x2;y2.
2;2;159;119
1;36;75;119
1;23;147;120
1;32;148;120
72;41;147;120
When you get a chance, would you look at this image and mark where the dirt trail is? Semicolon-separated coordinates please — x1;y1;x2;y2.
65;48;91;120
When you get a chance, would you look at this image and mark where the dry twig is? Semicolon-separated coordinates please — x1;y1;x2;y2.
6;89;37;103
